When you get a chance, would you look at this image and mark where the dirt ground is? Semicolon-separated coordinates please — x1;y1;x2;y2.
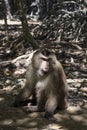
0;19;87;130
0;88;87;130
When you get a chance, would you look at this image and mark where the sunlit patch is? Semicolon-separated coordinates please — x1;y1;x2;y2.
0;97;4;101
67;106;81;113
0;119;13;125
47;124;64;130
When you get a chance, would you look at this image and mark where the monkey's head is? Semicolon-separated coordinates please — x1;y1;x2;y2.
32;48;57;77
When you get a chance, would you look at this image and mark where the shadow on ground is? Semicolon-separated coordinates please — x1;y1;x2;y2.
0;90;87;130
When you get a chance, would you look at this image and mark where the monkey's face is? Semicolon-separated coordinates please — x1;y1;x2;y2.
32;51;56;78
38;54;50;76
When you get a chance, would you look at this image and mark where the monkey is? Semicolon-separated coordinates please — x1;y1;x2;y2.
14;48;68;120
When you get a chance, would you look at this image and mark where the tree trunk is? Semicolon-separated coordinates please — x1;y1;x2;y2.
2;0;9;39
17;0;38;49
4;0;12;19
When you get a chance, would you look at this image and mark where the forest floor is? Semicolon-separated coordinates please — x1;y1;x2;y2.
0;19;87;130
0;89;87;130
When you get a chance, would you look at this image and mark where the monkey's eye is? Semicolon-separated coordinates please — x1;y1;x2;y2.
41;57;49;62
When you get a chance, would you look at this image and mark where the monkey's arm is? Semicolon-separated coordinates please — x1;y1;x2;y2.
14;64;36;107
13;84;33;107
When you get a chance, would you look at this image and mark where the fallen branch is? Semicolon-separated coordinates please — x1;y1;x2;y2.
0;51;36;67
0;60;12;65
67;78;87;83
12;50;36;64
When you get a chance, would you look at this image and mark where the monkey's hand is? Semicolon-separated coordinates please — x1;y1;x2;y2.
23;105;38;113
23;106;32;113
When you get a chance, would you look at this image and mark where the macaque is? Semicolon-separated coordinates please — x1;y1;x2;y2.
14;48;68;120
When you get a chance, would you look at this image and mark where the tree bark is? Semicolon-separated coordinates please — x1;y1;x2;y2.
2;0;9;39
4;0;12;19
17;0;38;49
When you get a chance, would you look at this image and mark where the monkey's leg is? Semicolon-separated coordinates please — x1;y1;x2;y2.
36;88;47;112
58;97;68;109
44;95;58;120
32;91;37;105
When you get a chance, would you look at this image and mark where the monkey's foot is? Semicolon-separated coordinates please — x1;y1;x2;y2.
44;113;57;121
